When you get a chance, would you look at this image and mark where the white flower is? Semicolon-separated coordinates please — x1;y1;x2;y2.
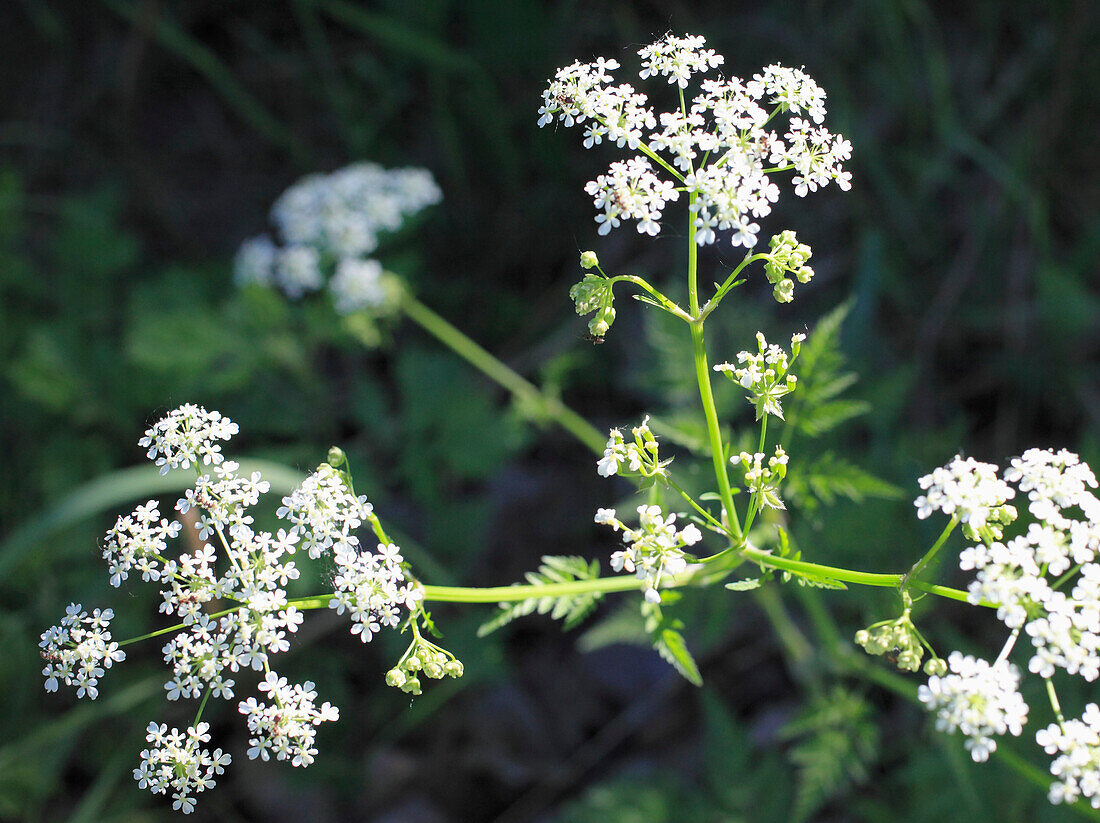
277;463;373;558
585;157;679;237
1005;448;1099;526
914;454;1014;529
271;163;441;258
275;245;323;298
714;332;802;421
133;721;230;813
329;542;421;642
918;651;1028;762
598;504;700;602
238;672;339;767
233;235;278;287
139;404;239;475
539;37;850;250
329;258;386;314
103;501;181;587
1036;704;1100;807
637;33;723;89
40;604;125;700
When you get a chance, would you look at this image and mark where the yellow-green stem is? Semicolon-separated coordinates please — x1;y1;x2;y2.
401;294;606;455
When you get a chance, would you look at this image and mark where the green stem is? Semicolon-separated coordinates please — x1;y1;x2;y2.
192;687;212;727
665;476;726;533
687;194;742;539
903;517;958;589
737;544;990;606
611;275;692;322
742;415;770;533
696;253;768;322
401;294;606;455
1046;677;1067;727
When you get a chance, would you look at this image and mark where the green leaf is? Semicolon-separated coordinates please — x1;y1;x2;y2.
795;398;871;437
786;453;903;510
724;578;763;591
780;686;879;823
641;600;702;686
476;555;603;637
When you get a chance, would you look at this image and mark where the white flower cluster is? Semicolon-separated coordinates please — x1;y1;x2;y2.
714;331;805;420
918;651;1028;762
1036;704;1100;807
638;33;723;88
914;454;1015;530
103;500;181;587
276;462;373;559
596;504;702;603
596;415;670;481
39;604;124;700
915;448;1100;800
539;35;851;245
734;447;789;512
133;722;231;814
330;541;422;642
41;404;433;813
235;162;441;314
238;671;340;767
139;403;239;475
585;157;678;236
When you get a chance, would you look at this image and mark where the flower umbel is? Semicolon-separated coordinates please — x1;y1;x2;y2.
133;722;231;814
714;331;805;421
918;651;1029;763
40;604;124;700
597;505;702;603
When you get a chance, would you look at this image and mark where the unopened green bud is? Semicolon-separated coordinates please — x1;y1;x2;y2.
327;447;347;467
897;650;920;671
589;305;616;337
385;668;407;688
923;657;948;677
855;629;871;647
796;265;814;284
444;659;464;678
773;279;794;303
580;251;599;270
405;655;422;672
424;662;444;679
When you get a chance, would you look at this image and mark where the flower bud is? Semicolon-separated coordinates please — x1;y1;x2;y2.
444;659;464;678
580;251;600;270
326;447;347;467
385;668;407;688
401;676;422;695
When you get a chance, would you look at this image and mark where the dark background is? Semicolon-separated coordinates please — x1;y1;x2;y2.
2;1;1098;821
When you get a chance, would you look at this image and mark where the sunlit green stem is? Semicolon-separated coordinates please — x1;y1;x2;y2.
401;294;606;454
696;253;769;322
736;544;991;606
1047;677;1067;728
665;476;727;533
742;414;770;533
902;517;958;590
687;193;742;539
192;687;212;726
610;274;692;322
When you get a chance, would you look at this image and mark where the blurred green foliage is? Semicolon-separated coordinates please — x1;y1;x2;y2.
2;0;1098;821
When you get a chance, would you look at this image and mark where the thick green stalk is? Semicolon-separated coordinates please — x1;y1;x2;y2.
401;294;606;454
686;193;742;538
